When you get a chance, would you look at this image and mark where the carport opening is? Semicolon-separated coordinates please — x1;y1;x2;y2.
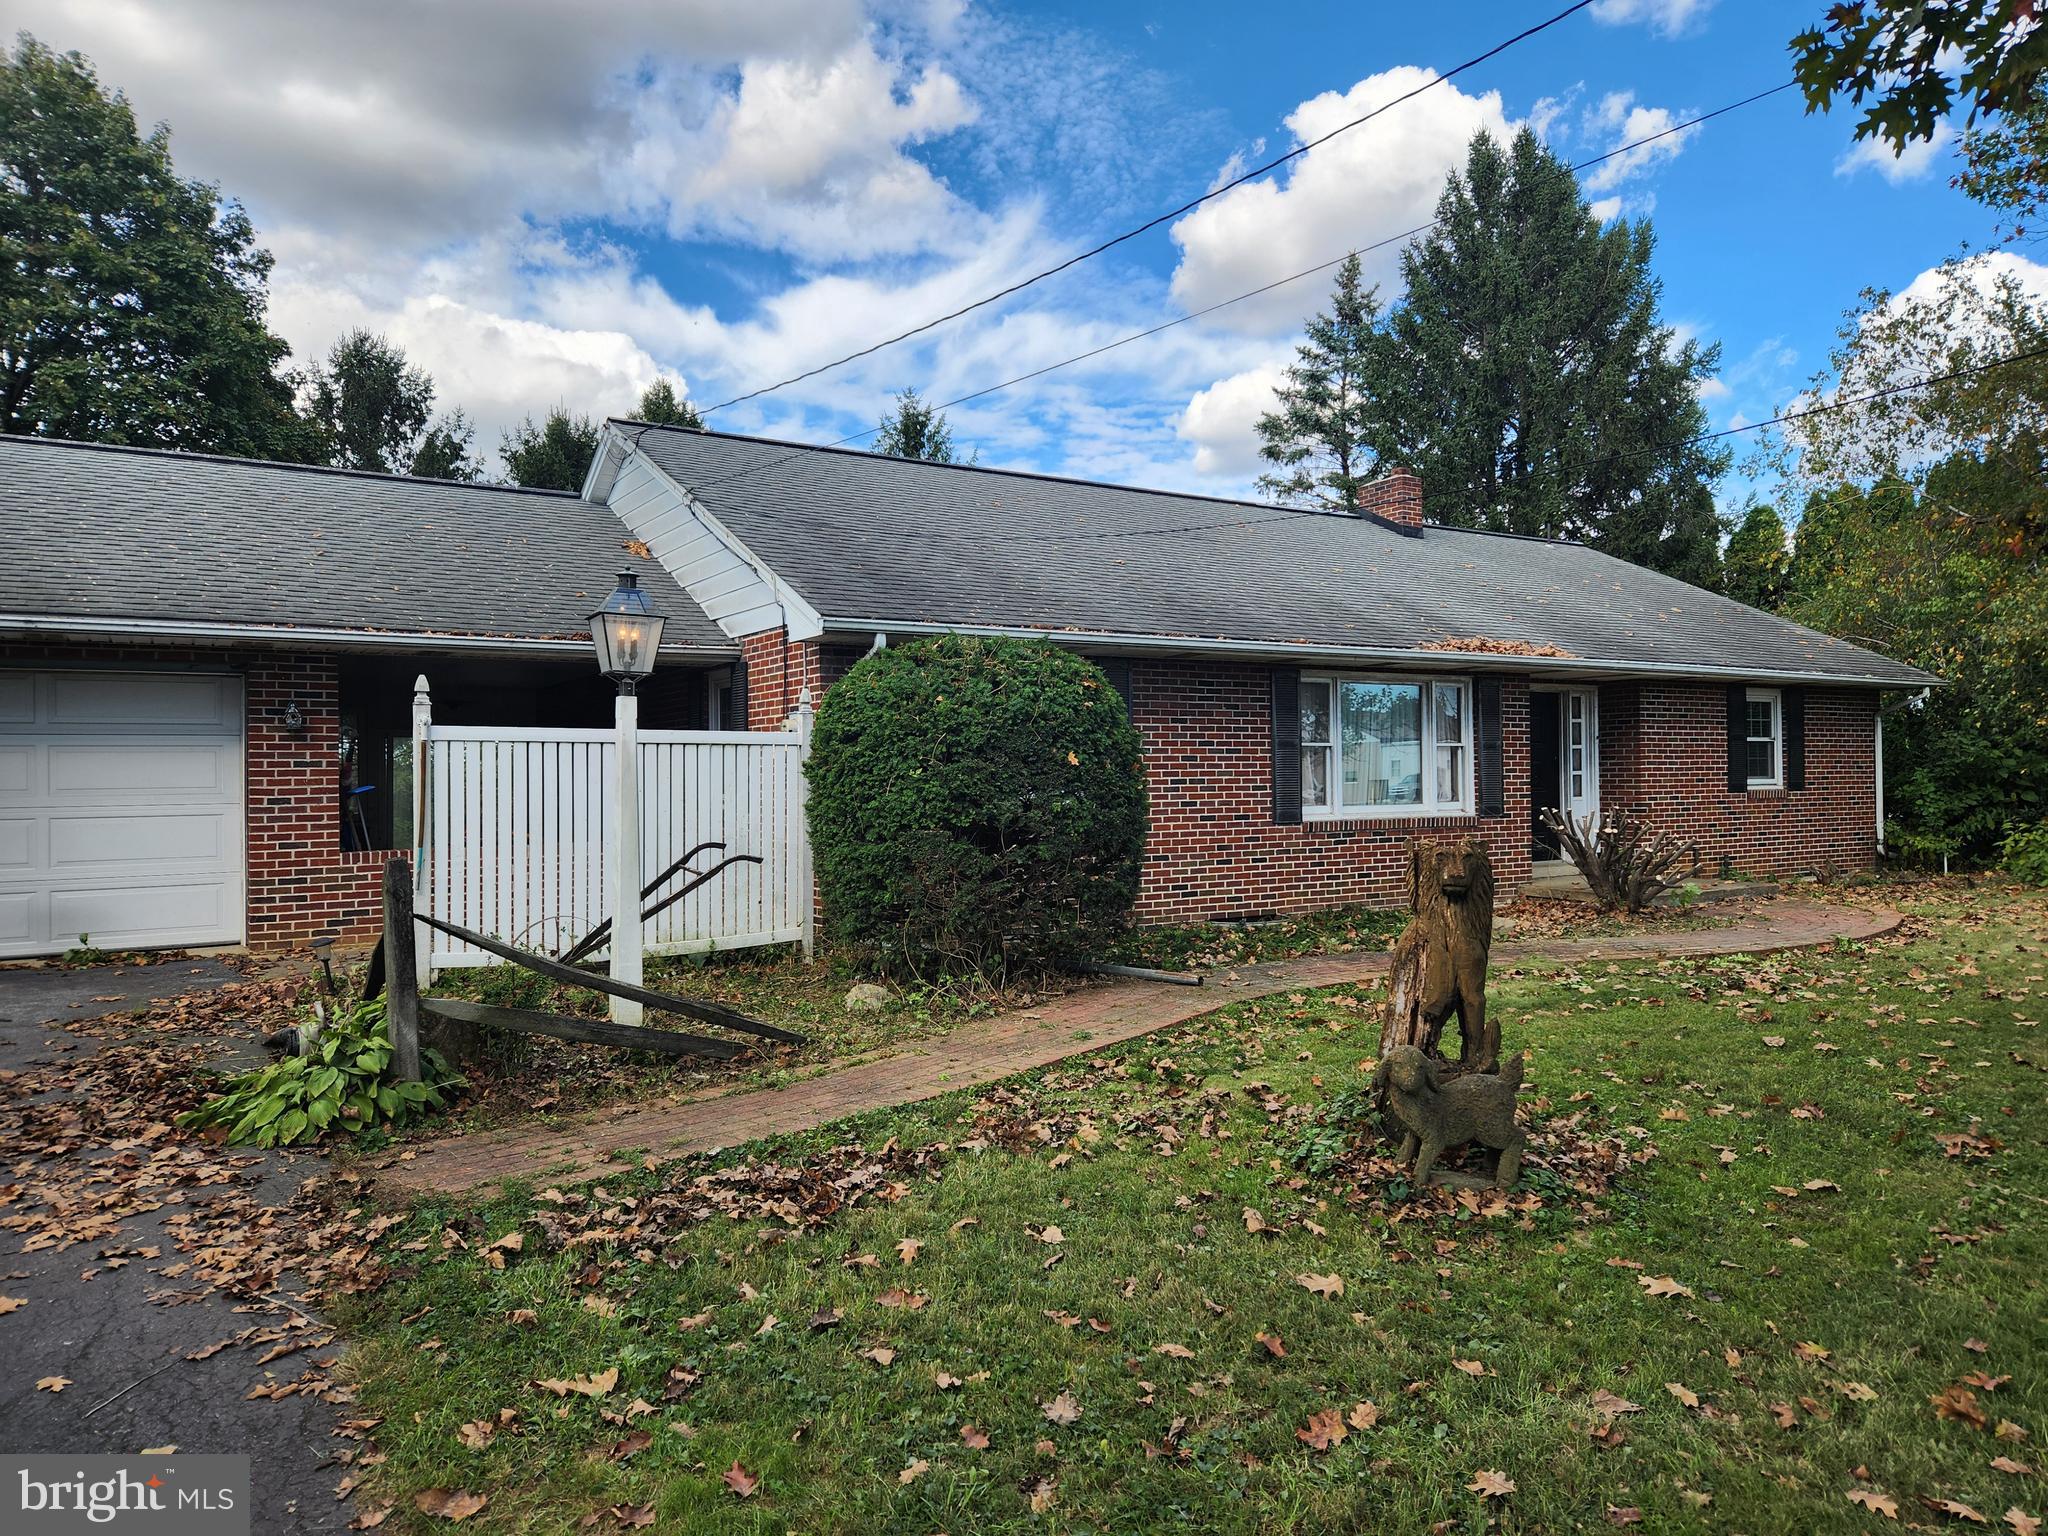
334;654;728;852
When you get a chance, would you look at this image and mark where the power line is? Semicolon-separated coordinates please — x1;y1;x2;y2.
673;78;1800;499
698;0;1596;414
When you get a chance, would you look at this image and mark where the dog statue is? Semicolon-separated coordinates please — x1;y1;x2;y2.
1380;838;1498;1072
1372;1044;1526;1189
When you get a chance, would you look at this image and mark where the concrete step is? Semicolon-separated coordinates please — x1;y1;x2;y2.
1517;873;1779;906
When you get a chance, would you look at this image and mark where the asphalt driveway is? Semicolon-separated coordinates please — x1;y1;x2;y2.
0;961;357;1533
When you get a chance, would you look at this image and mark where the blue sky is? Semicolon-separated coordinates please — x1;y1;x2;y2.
16;0;2026;513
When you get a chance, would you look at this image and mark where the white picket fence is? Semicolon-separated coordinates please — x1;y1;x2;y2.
410;686;813;972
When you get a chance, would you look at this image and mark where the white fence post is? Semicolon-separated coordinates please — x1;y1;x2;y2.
410;675;435;988
611;689;644;1024
789;687;817;961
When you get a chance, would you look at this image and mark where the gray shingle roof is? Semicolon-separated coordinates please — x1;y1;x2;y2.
0;434;730;651
630;425;1937;687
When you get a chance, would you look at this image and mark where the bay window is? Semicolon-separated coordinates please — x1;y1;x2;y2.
1299;675;1471;817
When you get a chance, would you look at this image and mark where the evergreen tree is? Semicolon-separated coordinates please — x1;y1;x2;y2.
1;36;316;459
298;330;434;472
501;408;600;491
874;389;967;462
635;378;703;428
407;409;482;481
1254;253;1382;512
1721;503;1791;609
1355;128;1728;584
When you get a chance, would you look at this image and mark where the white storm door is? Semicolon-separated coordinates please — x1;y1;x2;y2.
1562;688;1599;823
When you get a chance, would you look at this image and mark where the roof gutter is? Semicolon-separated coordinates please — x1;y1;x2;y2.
0;613;739;661
818;618;1941;691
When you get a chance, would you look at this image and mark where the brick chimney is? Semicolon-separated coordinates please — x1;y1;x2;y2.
1354;467;1424;534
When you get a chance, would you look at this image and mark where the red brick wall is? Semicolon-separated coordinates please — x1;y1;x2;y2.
1355;468;1424;530
1596;681;1879;878
739;629;862;732
1126;659;1532;921
243;653;391;950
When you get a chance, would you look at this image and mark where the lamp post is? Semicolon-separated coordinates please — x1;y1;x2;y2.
591;571;664;1024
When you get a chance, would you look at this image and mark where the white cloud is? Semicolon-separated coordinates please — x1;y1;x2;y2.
1589;196;1624;222
1834;120;1956;184
1167;67;1514;335
1894;249;2048;310
1581;91;1698;194
1178;362;1289;479
8;0;864;248
1588;0;1716;35
614;39;981;260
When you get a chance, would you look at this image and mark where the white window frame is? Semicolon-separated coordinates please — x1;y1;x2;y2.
1744;686;1783;789
1299;673;1473;820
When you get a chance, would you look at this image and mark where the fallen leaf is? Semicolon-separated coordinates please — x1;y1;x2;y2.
1793;1341;1832;1363
960;1424;990;1449
1607;1508;1643;1527
1296;1408;1348;1451
2007;1509;2041;1536
35;1376;70;1393
414;1489;487;1522
1666;1382;1700;1409
896;1238;923;1265
677;1310;714;1331
1638;1275;1692;1299
898;1458;929;1484
808;1308;841;1332
1041;1391;1082;1427
505;1308;538;1327
1027;1477;1057;1513
1452;1358;1489;1378
1590;1390;1643;1418
861;1347;896;1368
1991;1457;2034;1476
755;1314;778;1337
876;1288;926;1310
1242;1207;1273;1235
1468;1469;1516;1499
1922;1496;1989;1525
1934;1385;1991;1430
1032;1225;1065;1245
1998;1422;2030;1443
1153;1343;1196;1359
1847;1487;1900;1519
1346;1402;1380;1430
1296;1272;1344;1298
0;1297;26;1316
1255;1331;1287;1358
1771;1402;1800;1429
721;1461;759;1499
536;1369;617;1398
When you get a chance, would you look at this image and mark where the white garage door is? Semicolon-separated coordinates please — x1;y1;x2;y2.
0;670;245;958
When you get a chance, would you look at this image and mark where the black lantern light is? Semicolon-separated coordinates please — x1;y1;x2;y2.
590;571;665;690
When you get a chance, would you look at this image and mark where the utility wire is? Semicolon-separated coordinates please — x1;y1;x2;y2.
673;79;1801;499
698;0;1597;414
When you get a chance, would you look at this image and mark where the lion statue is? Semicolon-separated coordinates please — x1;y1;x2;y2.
1378;837;1497;1073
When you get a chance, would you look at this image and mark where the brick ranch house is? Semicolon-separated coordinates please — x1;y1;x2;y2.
0;424;1936;959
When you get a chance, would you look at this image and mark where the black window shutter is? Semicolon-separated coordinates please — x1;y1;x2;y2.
1726;683;1748;792
730;656;750;732
1097;657;1134;718
1783;686;1807;790
1271;667;1302;826
1475;675;1505;817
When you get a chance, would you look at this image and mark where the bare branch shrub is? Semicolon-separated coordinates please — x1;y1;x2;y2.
1540;807;1701;913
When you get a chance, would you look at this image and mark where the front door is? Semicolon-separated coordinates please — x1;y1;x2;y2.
1530;693;1562;860
1562;688;1599;828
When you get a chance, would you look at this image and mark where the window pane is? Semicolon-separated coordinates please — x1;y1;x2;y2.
1747;740;1774;780
1341;682;1422;806
1300;681;1331;746
1747;698;1774;740
1436;743;1464;805
1302;746;1330;808
1434;682;1464;744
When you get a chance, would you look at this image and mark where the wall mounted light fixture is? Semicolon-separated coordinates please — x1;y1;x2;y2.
281;700;307;735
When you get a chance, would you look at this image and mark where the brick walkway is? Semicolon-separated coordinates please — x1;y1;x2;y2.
382;897;1899;1198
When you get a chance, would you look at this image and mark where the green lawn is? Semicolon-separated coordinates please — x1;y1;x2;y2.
340;882;2046;1533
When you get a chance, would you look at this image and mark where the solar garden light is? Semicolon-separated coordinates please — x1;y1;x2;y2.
591;572;665;1023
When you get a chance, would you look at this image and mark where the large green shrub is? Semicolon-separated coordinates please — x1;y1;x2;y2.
2002;822;2048;886
807;636;1149;980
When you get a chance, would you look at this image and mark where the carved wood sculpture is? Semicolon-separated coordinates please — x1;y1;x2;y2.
1379;837;1498;1073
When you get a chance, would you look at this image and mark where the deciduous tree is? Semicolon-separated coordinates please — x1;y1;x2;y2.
0;36;315;459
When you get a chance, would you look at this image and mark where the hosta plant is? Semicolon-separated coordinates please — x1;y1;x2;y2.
180;996;464;1147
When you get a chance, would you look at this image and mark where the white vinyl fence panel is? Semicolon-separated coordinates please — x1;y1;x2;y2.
416;721;811;970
